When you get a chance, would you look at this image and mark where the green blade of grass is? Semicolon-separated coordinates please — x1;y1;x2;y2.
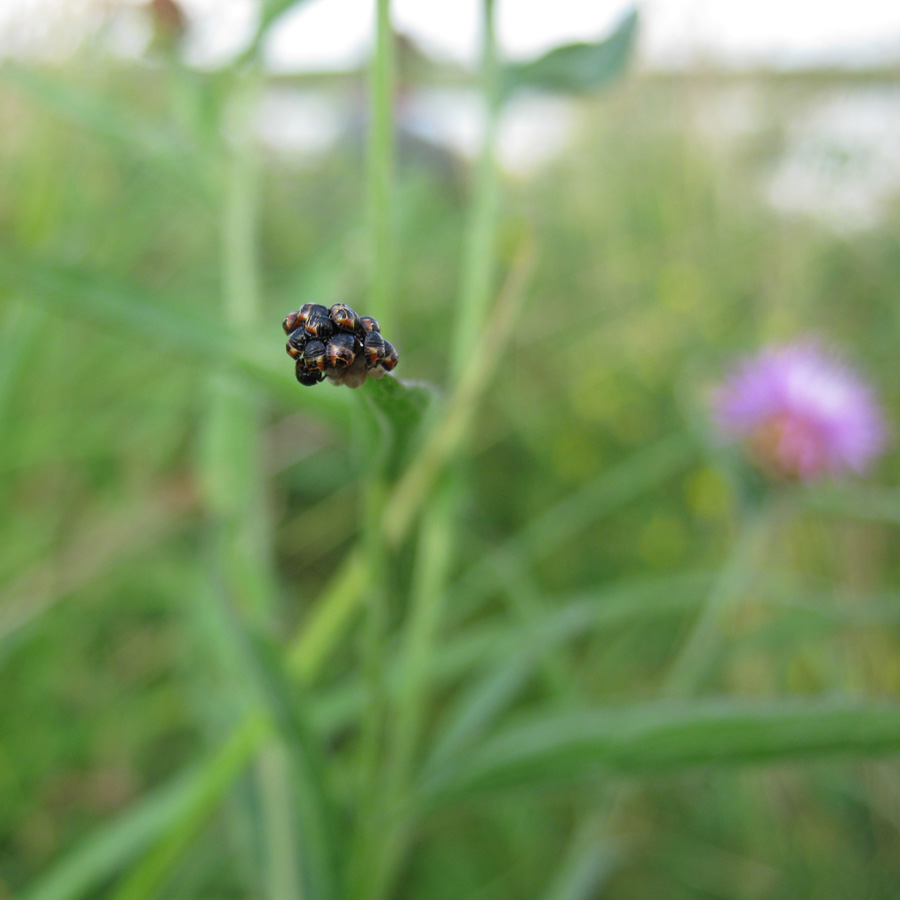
422;699;900;804
449;0;501;380
0;63;211;194
0;252;352;427
195;82;307;900
239;0;319;67
0;299;42;437
802;483;900;526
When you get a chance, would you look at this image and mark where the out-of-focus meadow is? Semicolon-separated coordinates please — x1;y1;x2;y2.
3;2;900;899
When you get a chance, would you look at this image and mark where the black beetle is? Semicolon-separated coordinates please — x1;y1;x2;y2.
286;328;308;359
330;303;361;334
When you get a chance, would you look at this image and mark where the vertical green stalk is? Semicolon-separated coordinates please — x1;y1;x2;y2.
348;1;397;895
450;0;500;381
368;0;396;331
200;71;301;900
359;4;505;897
366;484;456;900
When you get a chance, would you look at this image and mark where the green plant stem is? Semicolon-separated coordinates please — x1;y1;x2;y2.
450;0;501;381
359;7;505;893
382;235;533;546
198;73;300;900
107;715;270;900
366;483;457;900
368;0;395;330
347;2;397;894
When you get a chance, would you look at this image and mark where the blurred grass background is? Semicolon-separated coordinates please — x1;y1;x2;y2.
2;2;900;898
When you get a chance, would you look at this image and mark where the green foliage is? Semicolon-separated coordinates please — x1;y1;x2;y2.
2;7;900;900
423;700;900;802
501;8;639;99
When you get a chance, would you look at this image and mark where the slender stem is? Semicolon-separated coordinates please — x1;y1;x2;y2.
368;0;395;330
389;484;456;783
382;236;533;546
449;0;501;381
348;2;397;893
367;484;457;900
203;73;301;900
357;6;506;896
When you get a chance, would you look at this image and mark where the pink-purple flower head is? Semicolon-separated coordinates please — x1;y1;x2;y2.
713;342;887;482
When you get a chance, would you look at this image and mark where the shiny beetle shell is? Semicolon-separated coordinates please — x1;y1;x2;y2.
363;331;385;368
358;315;381;334
283;310;303;334
286;328;308;359
295;361;323;386
283;306;395;387
326;333;359;369
284;302;326;333
380;340;398;372
329;303;360;333
302;339;328;372
304;303;329;320
304;314;334;340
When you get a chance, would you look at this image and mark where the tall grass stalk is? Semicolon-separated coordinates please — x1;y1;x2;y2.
348;0;398;893
368;0;396;331
369;484;457;900
361;4;509;895
197;73;301;900
449;0;500;381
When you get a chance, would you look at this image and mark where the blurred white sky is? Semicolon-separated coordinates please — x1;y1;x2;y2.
181;0;900;69
2;0;900;69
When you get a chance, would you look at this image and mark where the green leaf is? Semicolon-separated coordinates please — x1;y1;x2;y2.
502;8;639;99
0;63;210;194
362;375;437;478
423;699;900;804
0;252;352;427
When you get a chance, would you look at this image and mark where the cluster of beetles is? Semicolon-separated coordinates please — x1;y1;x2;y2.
282;302;398;388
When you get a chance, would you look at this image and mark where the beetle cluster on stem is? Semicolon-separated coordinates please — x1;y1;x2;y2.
283;303;398;388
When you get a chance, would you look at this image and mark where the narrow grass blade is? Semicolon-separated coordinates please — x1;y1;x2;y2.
0;300;42;436
0;63;208;192
0;252;351;425
422;699;900;805
802;483;900;526
285;549;368;682
239;0;319;65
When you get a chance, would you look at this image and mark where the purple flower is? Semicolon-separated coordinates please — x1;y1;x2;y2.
713;342;887;481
